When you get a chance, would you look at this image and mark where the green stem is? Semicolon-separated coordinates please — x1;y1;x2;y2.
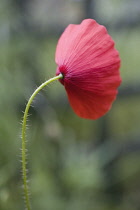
21;73;63;210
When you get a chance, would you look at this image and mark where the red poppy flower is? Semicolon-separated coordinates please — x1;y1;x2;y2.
55;19;121;119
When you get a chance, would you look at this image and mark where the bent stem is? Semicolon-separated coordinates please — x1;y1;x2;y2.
21;73;63;210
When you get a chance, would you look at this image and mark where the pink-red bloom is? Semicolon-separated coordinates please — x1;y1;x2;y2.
55;19;121;119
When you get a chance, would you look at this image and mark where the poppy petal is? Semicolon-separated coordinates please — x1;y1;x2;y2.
55;19;121;119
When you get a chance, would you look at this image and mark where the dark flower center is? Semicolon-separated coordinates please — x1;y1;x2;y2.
56;65;67;85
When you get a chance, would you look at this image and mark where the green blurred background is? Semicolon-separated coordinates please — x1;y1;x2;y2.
0;0;140;210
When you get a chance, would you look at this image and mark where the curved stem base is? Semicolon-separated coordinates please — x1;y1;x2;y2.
21;74;63;210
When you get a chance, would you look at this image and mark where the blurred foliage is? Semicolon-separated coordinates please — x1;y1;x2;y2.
0;0;140;210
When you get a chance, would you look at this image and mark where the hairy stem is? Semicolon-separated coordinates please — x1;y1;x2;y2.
21;74;63;210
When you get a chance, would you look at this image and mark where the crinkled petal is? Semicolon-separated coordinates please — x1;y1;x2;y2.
55;19;121;119
64;68;121;119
